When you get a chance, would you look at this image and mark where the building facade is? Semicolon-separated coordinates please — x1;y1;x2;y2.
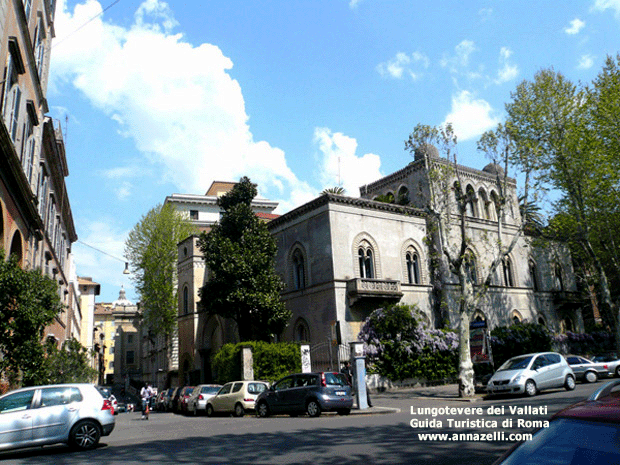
0;0;79;346
172;181;279;385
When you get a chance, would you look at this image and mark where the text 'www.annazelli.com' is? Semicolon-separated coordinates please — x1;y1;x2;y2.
417;431;533;442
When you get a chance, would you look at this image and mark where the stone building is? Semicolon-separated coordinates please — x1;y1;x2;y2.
268;147;580;358
171;181;279;385
0;0;79;345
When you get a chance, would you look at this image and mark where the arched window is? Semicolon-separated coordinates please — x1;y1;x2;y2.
489;191;500;221
10;231;22;265
406;250;420;284
529;261;539;291
292;249;305;290
183;286;189;314
397;186;410;205
503;257;514;287
464;252;478;285
554;264;564;291
538;316;546;327
358;243;374;279
478;188;490;219
511;310;523;324
465;185;477;217
294;318;310;342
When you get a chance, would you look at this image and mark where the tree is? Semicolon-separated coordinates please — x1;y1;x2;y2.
404;123;529;397
198;177;291;341
41;338;97;384
0;252;64;386
125;202;197;340
321;186;345;195
505;64;620;352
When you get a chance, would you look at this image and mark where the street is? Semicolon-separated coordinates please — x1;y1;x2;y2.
0;382;603;465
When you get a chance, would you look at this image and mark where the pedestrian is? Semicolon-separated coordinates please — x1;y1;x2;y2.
141;383;153;420
341;361;353;385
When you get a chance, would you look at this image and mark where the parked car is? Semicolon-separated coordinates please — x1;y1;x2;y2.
157;388;173;412
486;352;575;397
177;386;195;414
0;383;115;452
593;354;620;377
166;387;180;412
95;386;117;415
187;384;221;416
493;379;620;464
255;372;353;418
206;381;268;417
565;355;611;383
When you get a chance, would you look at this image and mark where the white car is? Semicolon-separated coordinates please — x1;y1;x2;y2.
0;383;115;451
206;381;269;417
593;354;620;377
187;384;221;416
487;352;575;397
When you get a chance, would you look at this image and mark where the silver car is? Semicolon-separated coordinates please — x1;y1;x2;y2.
187;384;221;415
487;352;576;397
566;355;611;383
0;383;115;452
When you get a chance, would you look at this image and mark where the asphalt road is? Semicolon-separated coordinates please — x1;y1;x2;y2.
0;382;604;465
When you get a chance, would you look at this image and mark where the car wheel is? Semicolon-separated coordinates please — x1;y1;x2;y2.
616;366;620;378
257;401;270;418
234;403;245;417
337;408;351;416
585;371;598;383
565;374;576;391
524;379;537;397
306;399;321;417
206;404;214;417
69;420;101;451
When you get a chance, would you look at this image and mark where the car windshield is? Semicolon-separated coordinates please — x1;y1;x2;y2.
498;356;533;371
201;386;220;395
499;418;620;464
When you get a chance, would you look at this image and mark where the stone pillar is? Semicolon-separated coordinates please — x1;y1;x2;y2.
350;341;368;409
301;344;311;373
241;345;254;380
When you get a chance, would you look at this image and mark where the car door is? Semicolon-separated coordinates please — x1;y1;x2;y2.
531;355;552;389
264;376;295;413
566;356;584;379
211;383;232;412
544;354;564;387
0;389;36;450
225;383;244;412
32;386;82;443
287;374;315;410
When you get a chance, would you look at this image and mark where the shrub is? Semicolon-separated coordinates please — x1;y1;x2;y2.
489;322;552;368
358;304;459;381
551;330;615;356
212;341;301;384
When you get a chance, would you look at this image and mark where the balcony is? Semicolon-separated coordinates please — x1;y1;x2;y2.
347;278;403;305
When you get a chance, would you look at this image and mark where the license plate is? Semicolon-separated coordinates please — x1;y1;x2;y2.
335;391;346;396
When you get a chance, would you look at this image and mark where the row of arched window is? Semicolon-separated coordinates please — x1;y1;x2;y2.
288;241;566;292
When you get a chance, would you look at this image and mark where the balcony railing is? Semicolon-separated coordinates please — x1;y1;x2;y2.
347;278;403;304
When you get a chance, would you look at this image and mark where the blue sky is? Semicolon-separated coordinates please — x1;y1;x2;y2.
48;0;620;302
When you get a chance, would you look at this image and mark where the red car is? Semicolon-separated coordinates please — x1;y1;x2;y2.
177;386;195;414
494;379;620;464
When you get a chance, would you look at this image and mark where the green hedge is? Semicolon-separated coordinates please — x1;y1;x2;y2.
489;322;552;368
212;341;301;384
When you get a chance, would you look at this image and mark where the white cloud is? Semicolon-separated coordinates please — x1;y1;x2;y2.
495;47;518;83
478;8;493;20
441;40;476;72
578;54;595;69
564;18;585;34
313;128;382;197
441;91;500;141
592;0;620;16
377;51;429;80
349;0;362;8
51;0;310;210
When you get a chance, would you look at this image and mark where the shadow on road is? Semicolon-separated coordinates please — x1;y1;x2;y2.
0;421;511;465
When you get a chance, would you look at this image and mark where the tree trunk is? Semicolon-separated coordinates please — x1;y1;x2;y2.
458;308;475;397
